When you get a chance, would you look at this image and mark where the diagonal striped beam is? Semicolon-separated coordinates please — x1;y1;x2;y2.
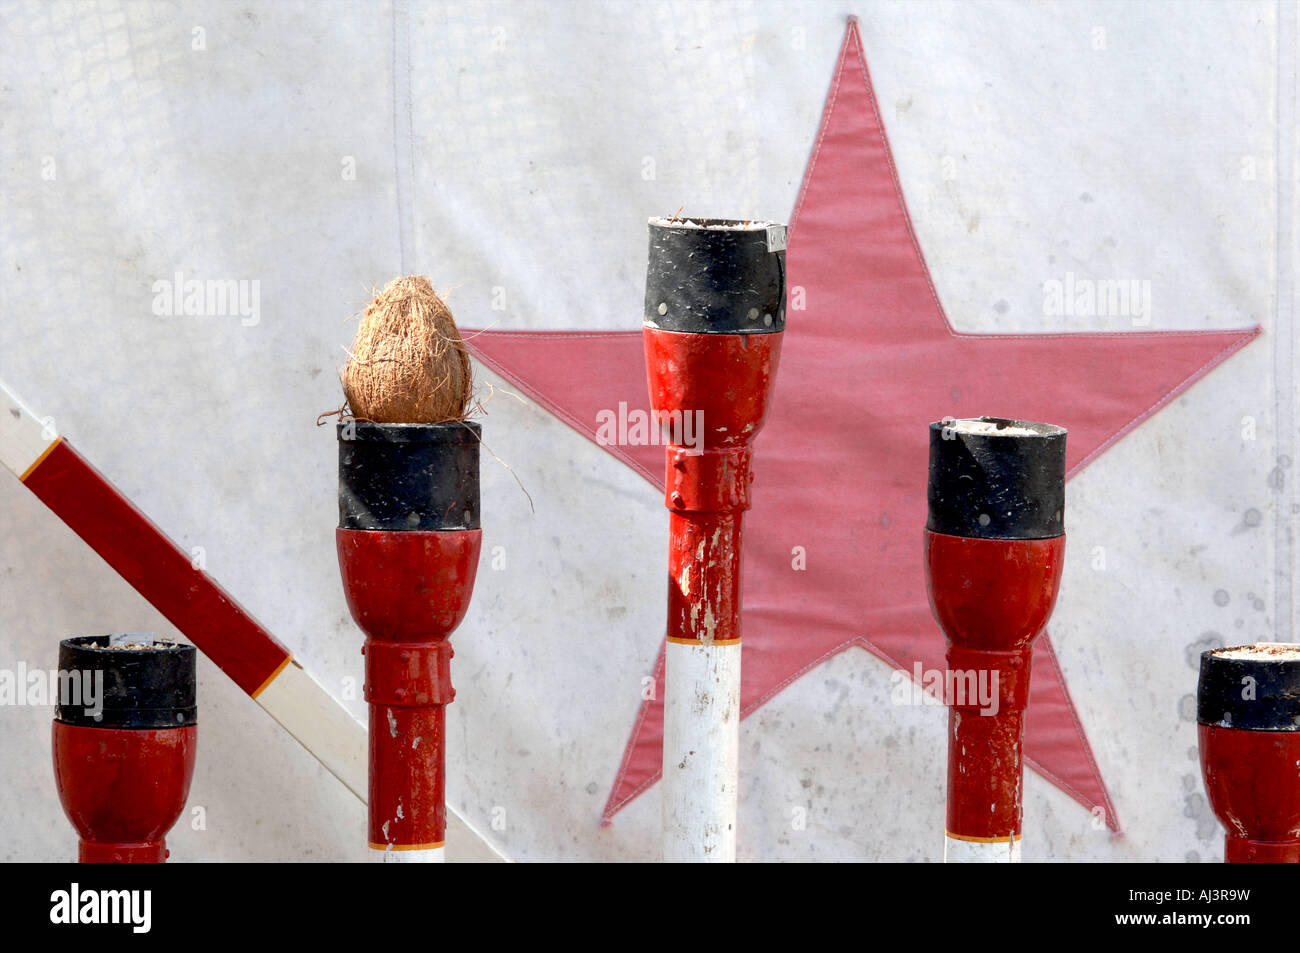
1;377;506;862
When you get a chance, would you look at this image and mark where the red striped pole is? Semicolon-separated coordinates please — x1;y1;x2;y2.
1198;643;1300;862
925;417;1067;862
643;217;786;862
1;377;505;861
336;421;481;862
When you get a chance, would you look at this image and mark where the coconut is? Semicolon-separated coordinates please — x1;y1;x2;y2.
342;275;472;423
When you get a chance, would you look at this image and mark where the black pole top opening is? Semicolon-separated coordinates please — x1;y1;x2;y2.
56;634;197;729
338;420;481;531
644;217;787;334
1198;643;1300;731
926;416;1067;540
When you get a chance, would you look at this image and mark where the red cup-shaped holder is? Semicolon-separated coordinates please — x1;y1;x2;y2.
51;634;196;863
1198;643;1300;863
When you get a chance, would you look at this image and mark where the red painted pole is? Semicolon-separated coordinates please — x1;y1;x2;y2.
924;417;1067;862
1198;643;1300;863
337;421;481;862
51;635;197;863
643;217;786;862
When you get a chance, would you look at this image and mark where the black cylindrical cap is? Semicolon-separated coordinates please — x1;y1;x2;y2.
927;417;1067;540
644;217;786;334
338;421;481;531
55;634;197;729
1198;644;1300;731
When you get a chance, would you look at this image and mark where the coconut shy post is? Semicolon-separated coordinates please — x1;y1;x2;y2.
336;276;481;862
52;635;197;863
1198;643;1300;862
643;217;787;863
925;417;1067;863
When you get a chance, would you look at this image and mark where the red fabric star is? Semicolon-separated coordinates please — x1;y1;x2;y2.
466;20;1258;837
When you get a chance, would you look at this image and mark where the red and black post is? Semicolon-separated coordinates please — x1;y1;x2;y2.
1198;644;1300;863
52;635;197;863
643;216;786;862
336;421;481;862
924;417;1067;862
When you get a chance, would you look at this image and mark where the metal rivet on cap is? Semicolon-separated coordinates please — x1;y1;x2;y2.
657;302;668;315
763;313;773;326
978;514;991;527
747;308;759;321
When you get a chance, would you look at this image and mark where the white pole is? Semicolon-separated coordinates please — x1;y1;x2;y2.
662;638;741;863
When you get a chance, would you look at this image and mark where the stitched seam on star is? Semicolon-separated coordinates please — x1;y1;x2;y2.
602;647;666;822
603;635;876;819
741;636;878;715
847;24;955;334
1037;634;1124;833
788;22;852;236
845;25;1258;346
1065;329;1261;480
736;634;1125;834
468;337;661;488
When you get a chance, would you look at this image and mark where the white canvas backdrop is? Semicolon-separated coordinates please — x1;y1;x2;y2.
0;0;1292;861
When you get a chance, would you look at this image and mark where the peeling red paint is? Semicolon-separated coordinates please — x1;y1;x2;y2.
926;531;1065;844
338;528;480;851
645;329;782;648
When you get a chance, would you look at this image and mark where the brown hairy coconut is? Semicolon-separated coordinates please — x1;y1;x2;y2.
342;275;472;423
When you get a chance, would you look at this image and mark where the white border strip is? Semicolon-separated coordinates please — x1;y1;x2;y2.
0;378;57;479
256;660;368;799
944;834;1021;864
